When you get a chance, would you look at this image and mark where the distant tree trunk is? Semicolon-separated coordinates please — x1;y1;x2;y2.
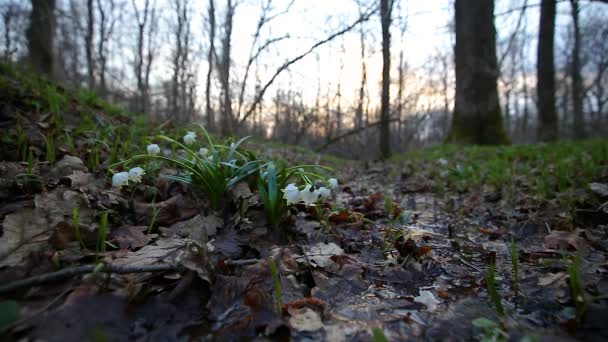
133;0;150;114
355;21;366;130
27;0;56;77
536;0;558;142
335;40;345;134
379;0;393;159
96;0;114;97
85;0;95;89
220;0;234;136
2;3;17;59
570;0;584;139
205;0;216;131
447;0;509;145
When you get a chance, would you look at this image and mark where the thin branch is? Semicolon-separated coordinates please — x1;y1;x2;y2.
240;5;378;124
315;118;399;152
0;263;177;294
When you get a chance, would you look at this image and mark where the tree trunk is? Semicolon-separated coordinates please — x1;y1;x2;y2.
447;0;508;145
205;0;216;131
85;0;95;89
220;0;234;136
379;0;393;159
536;0;558;142
570;0;584;139
27;0;56;77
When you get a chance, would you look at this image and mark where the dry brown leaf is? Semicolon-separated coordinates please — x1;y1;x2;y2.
110;237;187;267
543;229;587;251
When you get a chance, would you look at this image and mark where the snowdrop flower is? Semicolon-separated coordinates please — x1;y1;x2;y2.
328;178;338;190
112;172;129;188
317;186;331;200
282;183;300;205
299;184;319;205
199;147;209;157
128;167;145;183
147;143;160;155
183;131;197;145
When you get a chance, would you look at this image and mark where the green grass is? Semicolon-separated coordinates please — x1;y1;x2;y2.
394;140;608;199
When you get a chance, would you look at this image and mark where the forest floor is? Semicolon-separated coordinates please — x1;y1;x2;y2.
1;63;608;342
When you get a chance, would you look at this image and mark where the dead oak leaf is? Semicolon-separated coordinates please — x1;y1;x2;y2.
543;229;587;251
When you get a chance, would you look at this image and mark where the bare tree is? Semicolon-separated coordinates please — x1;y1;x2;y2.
219;0;235;136
379;0;393;158
96;0;116;96
240;6;377;124
570;0;584;138
85;0;95;89
27;0;56;77
235;0;293;120
536;0;558;141
205;0;216;131
132;0;155;114
355;0;368;130
1;2;19;59
447;0;509;144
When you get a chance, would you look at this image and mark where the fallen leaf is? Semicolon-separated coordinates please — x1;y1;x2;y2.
544;229;587;251
110;237;186;267
109;226;152;250
413;290;441;311
538;272;567;286
299;242;344;268
134;194;198;226
162;214;218;243
329;211;351;223
0;188;94;267
288;307;323;332
0;208;50;267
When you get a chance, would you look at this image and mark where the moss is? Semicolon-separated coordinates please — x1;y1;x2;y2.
447;106;510;145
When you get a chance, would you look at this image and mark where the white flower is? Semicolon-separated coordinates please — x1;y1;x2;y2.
328;178;338;189
317;186;331;200
299;184;319;205
128;167;145;183
147;143;160;155
199;148;209;157
282;183;300;205
112;172;129;188
183;131;197;145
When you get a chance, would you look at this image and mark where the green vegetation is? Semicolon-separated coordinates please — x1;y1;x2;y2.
268;257;282;315
485;262;504;317
471;318;507;342
567;254;588;324
394;140;608;198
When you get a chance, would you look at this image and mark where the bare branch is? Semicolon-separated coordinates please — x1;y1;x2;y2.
240;5;378;124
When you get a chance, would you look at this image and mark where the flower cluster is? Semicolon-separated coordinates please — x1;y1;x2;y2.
112;166;145;188
183;131;197;145
282;178;338;205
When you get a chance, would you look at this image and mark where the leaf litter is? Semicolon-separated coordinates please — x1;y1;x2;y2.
1;148;607;341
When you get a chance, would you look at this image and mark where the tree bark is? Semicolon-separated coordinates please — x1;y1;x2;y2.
570;0;584;139
85;0;95;89
536;0;558;142
379;0;393;159
220;0;234;136
27;0;56;78
205;0;216;131
447;0;509;145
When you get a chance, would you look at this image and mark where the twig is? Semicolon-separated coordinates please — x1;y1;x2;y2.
0;263;177;294
223;258;261;266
